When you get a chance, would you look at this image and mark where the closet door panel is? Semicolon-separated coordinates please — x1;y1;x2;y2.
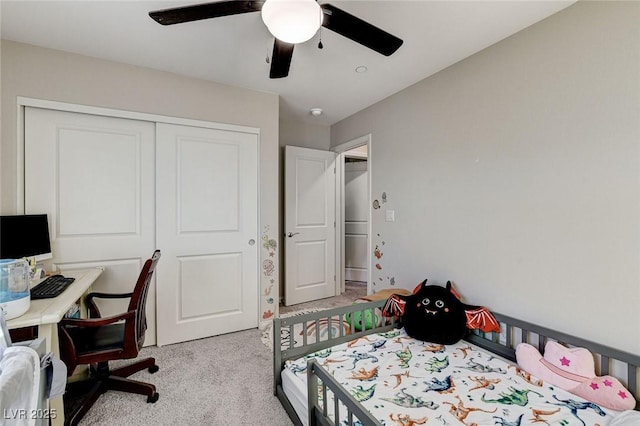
57;129;139;235
24;107;157;344
155;122;259;346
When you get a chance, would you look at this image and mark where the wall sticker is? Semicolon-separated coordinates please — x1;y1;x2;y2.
372;191;396;292
261;225;278;320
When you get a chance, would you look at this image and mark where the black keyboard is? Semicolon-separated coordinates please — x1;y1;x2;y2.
30;275;75;300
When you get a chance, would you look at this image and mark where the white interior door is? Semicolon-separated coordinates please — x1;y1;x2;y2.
156;123;258;346
24;107;158;344
284;146;336;306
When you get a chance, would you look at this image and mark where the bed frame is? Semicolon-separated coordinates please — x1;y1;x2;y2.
273;301;640;426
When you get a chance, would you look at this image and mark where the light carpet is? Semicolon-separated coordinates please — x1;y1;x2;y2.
74;283;367;425
73;329;293;426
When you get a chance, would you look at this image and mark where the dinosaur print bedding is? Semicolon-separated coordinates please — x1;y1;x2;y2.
283;328;622;426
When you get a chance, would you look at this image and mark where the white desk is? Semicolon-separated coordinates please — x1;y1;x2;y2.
6;267;104;426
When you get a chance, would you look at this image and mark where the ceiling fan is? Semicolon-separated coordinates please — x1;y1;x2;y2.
149;0;403;79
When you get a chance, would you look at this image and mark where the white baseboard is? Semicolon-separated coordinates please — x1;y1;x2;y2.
345;268;368;282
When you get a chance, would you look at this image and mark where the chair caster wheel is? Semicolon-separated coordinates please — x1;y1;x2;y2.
147;392;159;403
148;365;159;374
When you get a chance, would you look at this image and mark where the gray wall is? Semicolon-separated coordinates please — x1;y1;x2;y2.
331;1;640;353
1;40;282;323
279;118;330;150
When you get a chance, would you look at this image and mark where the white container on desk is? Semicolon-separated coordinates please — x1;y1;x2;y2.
0;259;31;320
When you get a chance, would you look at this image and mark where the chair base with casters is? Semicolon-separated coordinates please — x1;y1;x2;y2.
64;357;159;426
59;250;161;426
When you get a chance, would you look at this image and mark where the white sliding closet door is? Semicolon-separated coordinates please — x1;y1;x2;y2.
155;123;258;346
24;107;158;344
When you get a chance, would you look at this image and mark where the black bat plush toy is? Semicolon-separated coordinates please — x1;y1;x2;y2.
382;279;500;344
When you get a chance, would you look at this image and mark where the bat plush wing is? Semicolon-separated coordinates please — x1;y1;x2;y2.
382;294;408;317
464;306;500;333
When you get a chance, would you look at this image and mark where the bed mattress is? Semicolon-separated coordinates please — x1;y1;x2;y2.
282;327;624;426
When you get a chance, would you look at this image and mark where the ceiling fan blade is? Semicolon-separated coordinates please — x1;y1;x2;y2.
320;3;403;56
270;39;295;79
149;1;264;25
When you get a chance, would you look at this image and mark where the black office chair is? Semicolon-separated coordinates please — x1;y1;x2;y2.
58;250;160;426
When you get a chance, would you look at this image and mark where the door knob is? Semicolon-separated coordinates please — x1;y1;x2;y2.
286;232;300;238
248;239;256;246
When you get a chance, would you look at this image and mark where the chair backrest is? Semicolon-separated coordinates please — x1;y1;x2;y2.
128;250;161;349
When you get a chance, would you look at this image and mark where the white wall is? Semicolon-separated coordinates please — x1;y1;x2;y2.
331;1;640;353
1;40;281;324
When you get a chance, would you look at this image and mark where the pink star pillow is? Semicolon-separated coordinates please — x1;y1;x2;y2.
516;341;636;411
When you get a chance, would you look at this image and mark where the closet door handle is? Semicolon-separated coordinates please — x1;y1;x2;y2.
286;232;300;238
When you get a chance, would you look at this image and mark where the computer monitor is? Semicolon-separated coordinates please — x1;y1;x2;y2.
0;214;52;262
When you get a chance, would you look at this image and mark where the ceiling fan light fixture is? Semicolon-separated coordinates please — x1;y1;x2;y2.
261;0;323;44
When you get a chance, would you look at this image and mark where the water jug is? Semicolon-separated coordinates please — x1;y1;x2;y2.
0;258;31;320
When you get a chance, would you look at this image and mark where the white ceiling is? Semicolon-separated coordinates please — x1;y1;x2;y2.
1;0;575;125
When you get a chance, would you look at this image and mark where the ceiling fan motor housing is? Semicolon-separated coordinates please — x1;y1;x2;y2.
261;0;323;44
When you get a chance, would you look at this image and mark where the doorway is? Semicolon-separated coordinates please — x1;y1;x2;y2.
334;135;372;296
280;135;371;312
343;148;368;282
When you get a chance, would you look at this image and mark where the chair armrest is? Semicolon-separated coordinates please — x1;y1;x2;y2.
86;292;133;318
86;291;134;300
60;310;135;328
